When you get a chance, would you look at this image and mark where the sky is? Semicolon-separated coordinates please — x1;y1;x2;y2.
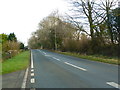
0;0;119;46
0;0;69;46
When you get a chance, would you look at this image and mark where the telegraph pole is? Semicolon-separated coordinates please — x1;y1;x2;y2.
118;1;120;7
55;26;57;51
53;11;59;51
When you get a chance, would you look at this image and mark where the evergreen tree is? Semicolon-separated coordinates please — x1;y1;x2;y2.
7;33;17;41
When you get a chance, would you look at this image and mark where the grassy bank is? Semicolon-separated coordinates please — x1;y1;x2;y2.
2;51;30;74
55;51;119;65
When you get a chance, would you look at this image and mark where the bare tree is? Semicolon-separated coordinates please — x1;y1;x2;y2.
68;0;97;40
96;0;115;44
28;11;76;50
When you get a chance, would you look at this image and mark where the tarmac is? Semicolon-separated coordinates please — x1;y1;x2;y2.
2;69;26;89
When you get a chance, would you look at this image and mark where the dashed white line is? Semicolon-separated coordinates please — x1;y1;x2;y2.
31;69;34;72
53;57;60;61
43;52;46;55
30;88;36;90
106;82;120;88
31;51;34;69
53;57;57;59
30;51;35;84
56;59;60;61
31;78;35;83
45;55;50;57
31;73;34;76
64;62;87;71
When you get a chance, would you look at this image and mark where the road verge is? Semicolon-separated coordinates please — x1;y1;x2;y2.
2;51;30;75
54;51;119;65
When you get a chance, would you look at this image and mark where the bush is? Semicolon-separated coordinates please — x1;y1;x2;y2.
2;41;20;61
62;34;90;53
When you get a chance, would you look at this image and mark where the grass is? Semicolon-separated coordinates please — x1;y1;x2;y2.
55;51;119;65
2;51;30;75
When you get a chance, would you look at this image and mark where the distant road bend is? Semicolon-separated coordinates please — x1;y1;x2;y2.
26;49;119;88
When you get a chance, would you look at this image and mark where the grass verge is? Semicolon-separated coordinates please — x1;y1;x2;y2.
55;51;119;65
2;51;30;75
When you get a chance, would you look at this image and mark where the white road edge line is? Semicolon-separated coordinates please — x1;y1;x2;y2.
21;68;29;88
53;57;60;61
64;62;87;71
106;82;120;88
31;51;34;69
31;78;35;83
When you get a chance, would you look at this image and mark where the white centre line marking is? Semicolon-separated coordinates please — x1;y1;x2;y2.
56;59;60;61
64;62;87;71
53;57;60;61
106;82;120;88
31;51;34;69
43;52;46;55
45;55;50;57
31;73;34;76
31;78;35;83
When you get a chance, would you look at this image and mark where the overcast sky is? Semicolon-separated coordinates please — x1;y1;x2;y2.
0;0;69;46
0;0;119;46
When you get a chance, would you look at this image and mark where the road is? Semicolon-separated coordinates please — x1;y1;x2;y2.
26;49;119;88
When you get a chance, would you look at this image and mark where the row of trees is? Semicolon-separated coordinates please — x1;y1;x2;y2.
28;0;119;57
28;12;77;50
69;0;119;44
0;33;25;61
68;0;120;56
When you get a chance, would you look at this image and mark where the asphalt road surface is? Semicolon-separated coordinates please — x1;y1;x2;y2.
26;49;119;88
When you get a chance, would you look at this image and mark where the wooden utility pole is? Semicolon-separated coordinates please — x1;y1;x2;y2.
55;26;57;51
